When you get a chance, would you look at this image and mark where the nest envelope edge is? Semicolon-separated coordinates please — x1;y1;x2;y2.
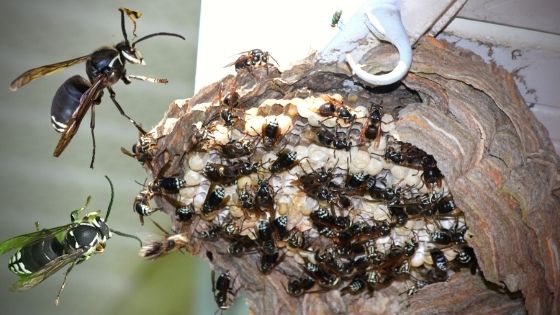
142;37;560;314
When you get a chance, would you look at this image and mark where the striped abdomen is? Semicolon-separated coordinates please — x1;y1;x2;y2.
8;236;64;275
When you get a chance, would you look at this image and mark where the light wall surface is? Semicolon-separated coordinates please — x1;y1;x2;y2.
0;1;217;315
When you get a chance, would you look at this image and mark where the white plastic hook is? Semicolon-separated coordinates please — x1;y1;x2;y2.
346;0;412;86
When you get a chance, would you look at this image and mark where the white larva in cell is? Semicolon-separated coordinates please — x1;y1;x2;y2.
297;218;313;232
322;117;338;128
193;192;207;209
299;196;318;216
307;96;321;109
410;219;428;230
308;148;330;169
230;128;244;139
296;102;315;119
261;98;292;107
305;196;320;211
261;152;277;167
291;97;305;105
276;114;293;134
237;176;253;190
403;170;422;187
331;93;343;102
443;248;458;261
276;195;292;216
211;125;230;145
294;145;310;161
410;244;426;267
381;159;393;170
188;153;206;172
438;218;457;230
280;180;299;195
245;115;265;136
380;114;395;132
353;106;369;119
307;114;322;127
369;135;388;156
365;157;383;176
307;143;324;156
373;204;391;221
349;148;370;173
391;165;409;180
404;219;417;230
359;201;378;217
245;107;259;117
376;236;391;253
416;229;431;243
184;170;203;186
332;150;350;166
180;187;197;200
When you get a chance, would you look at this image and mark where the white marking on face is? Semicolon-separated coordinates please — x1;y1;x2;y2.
121;51;144;65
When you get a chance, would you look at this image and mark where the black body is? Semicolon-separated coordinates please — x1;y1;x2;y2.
9;237;64;274
51;75;94;132
8;220;109;276
202;186;226;215
9;8;185;168
212;271;234;310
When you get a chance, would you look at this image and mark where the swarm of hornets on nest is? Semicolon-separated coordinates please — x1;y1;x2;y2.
130;48;478;311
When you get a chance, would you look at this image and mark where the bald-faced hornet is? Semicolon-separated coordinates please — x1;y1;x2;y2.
269;149;298;173
218;139;256;159
9;8;184;168
212;271;237;311
201;185;229;220
285;275;316;297
316;95;355;124
133;158;188;224
0;176;139;304
121;133;160;163
226;49;279;75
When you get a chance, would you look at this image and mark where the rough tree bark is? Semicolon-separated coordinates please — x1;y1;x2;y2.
141;37;560;314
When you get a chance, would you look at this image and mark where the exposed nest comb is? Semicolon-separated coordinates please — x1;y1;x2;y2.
130;37;560;315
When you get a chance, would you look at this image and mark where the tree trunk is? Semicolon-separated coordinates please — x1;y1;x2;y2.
140;37;560;314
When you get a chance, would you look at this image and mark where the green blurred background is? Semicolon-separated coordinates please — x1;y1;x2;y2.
0;0;246;314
